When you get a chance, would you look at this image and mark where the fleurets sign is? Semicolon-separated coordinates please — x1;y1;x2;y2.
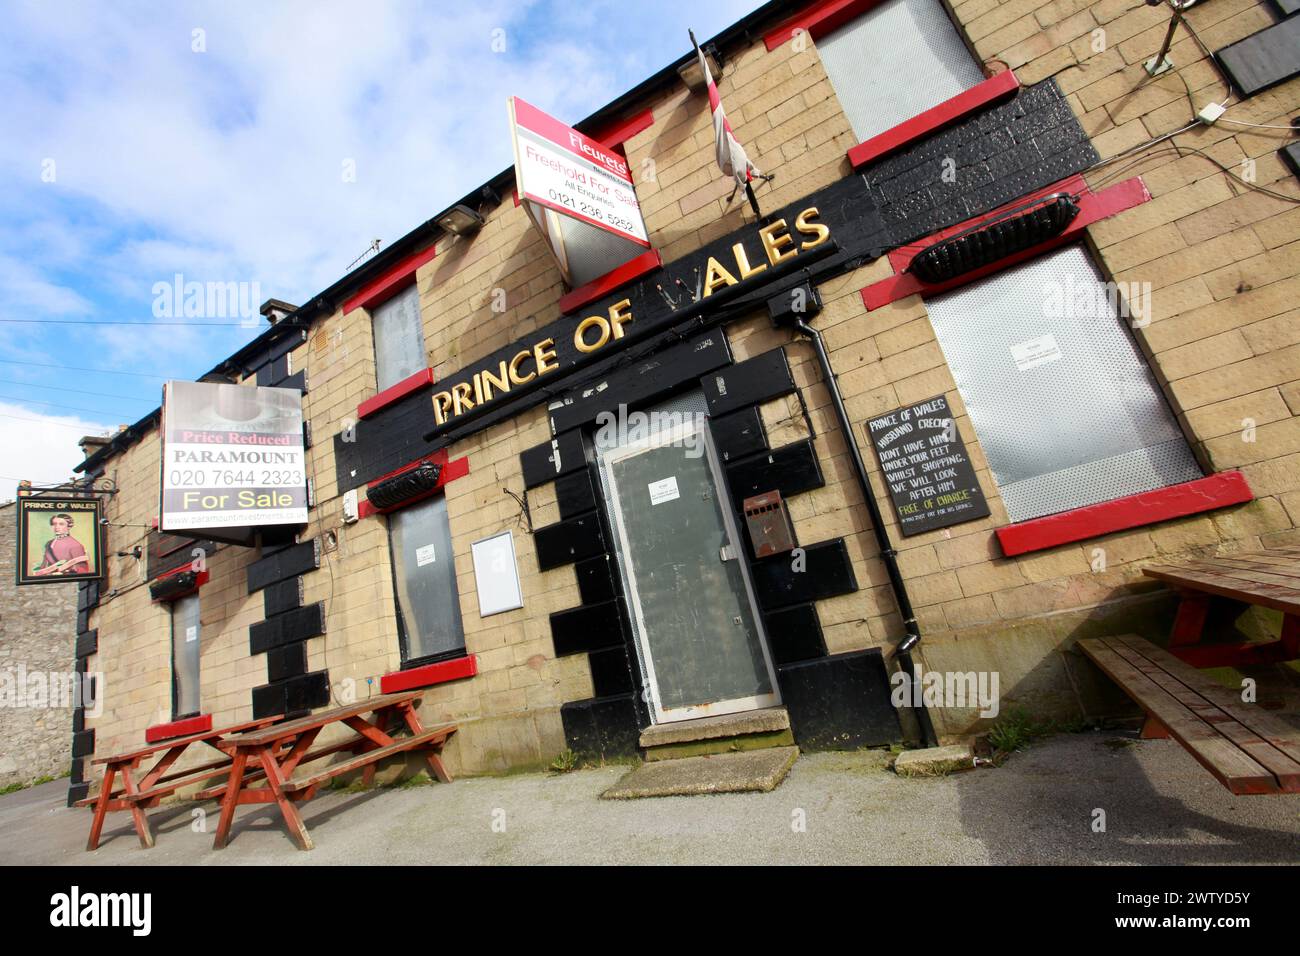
160;381;308;531
508;96;650;247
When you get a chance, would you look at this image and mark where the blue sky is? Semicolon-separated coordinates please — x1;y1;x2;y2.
0;0;763;488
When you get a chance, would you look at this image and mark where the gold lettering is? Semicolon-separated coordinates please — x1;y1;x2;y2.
451;382;475;416
481;361;510;401
795;207;830;249
431;391;453;425
508;349;536;385
574;315;609;353
731;242;767;280
534;338;559;375
608;299;633;340
471;372;485;405
759;219;796;266
702;256;738;297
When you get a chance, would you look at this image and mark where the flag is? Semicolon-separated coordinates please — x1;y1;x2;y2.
691;30;761;189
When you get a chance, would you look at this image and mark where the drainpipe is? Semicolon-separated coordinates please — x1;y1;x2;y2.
790;314;939;748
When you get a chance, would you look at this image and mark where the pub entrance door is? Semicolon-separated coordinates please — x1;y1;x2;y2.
595;392;779;724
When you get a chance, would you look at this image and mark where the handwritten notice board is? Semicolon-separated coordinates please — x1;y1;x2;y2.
865;395;990;536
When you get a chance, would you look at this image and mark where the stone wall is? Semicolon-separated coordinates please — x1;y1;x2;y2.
0;500;77;789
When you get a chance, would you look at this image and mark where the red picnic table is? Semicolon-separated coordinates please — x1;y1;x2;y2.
206;690;457;851
79;716;281;850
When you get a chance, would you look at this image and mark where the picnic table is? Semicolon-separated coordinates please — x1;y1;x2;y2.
1077;546;1300;795
207;691;457;851
1141;545;1300;668
79;716;281;850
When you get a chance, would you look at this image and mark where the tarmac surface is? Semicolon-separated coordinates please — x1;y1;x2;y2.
3;732;1298;865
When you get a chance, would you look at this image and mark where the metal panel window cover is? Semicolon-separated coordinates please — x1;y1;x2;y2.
388;494;464;662
817;0;986;143
559;215;646;288
171;593;201;719
924;246;1202;522
372;283;426;392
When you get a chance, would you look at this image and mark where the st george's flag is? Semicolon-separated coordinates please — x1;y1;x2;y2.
690;30;763;192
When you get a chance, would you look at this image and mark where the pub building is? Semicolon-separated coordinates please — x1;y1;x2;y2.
66;0;1300;802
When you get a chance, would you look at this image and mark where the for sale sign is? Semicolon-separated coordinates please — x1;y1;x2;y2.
508;96;650;248
160;381;308;531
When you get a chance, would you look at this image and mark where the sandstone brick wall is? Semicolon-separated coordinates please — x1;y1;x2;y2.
0;500;77;789
80;0;1300;770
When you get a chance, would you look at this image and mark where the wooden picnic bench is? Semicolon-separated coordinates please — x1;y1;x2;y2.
1076;546;1300;795
210;691;457;851
1141;545;1300;668
78;716;281;850
1078;634;1300;794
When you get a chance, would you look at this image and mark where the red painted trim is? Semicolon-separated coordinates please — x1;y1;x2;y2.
764;0;887;49
559;249;664;314
847;70;1020;169
996;472;1254;558
357;453;471;519
513;186;521;208
380;655;478;694
342;244;437;315
151;561;210;595
145;713;212;743
861;176;1151;310
357;368;435;420
589;108;655;150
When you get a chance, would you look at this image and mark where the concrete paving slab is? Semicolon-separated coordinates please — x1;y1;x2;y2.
602;746;799;799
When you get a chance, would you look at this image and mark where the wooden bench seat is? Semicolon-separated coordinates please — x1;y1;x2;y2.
1078;634;1300;795
279;726;456;793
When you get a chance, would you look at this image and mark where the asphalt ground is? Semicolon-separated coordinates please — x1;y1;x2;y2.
3;731;1297;865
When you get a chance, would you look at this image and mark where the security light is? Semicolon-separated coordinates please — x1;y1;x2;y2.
437;204;485;236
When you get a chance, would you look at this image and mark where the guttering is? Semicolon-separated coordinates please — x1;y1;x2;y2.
789;314;939;748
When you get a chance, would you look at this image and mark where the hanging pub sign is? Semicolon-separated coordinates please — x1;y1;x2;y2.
866;395;990;536
508;96;650;283
15;495;104;585
160;381;308;532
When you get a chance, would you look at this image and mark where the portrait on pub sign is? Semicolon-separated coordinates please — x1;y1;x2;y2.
14;496;104;586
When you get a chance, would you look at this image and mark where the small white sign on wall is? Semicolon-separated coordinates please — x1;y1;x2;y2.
415;543;437;567
471;530;524;617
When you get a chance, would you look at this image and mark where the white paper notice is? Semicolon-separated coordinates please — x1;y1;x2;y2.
185;626;197;644
648;477;680;506
1009;334;1062;371
415;543;437;567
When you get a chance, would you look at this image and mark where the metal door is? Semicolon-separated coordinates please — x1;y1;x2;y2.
598;410;779;723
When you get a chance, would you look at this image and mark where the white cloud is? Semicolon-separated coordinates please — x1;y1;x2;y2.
0;402;116;490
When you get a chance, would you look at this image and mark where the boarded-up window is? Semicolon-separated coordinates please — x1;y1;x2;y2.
387;495;465;664
372;283;425;392
818;0;985;142
171;593;201;719
925;245;1202;522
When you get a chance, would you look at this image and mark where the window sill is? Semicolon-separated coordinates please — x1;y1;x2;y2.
995;472;1254;557
145;713;212;743
558;249;663;315
379;655;478;694
357;367;436;420
847;69;1021;169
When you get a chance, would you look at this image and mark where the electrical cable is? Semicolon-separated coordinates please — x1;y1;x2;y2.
0;358;171;379
0;377;153;402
